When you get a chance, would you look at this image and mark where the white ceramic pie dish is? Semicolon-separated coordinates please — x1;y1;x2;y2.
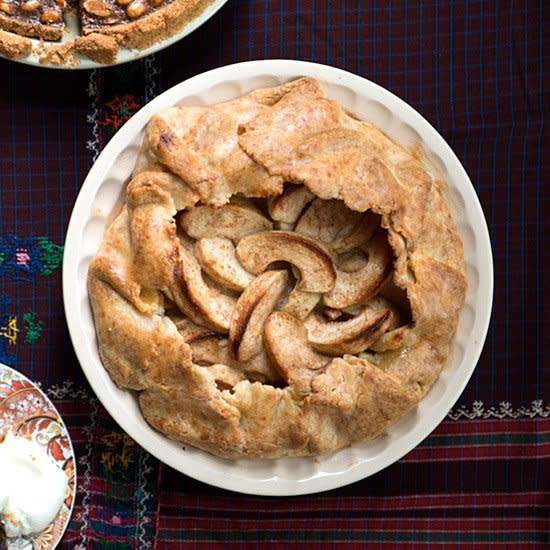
0;0;227;69
63;59;493;496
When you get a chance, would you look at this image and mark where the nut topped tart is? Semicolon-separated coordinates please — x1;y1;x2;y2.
78;0;211;51
87;77;467;459
0;0;65;40
0;0;214;63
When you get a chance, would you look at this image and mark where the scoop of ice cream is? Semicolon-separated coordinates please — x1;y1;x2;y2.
0;433;69;538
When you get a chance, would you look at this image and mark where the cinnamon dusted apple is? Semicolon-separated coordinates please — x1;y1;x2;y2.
264;311;331;395
323;229;393;309
236;231;337;293
229;270;288;362
88;77;466;459
281;288;321;320
267;185;314;226
179;200;272;241
304;307;393;355
194;238;255;292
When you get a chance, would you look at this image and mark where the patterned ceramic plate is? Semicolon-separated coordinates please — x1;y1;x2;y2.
0;363;76;550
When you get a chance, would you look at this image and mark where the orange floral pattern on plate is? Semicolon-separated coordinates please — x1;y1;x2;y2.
0;363;76;549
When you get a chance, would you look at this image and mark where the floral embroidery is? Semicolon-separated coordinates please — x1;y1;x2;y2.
144;55;159;103
0;302;45;362
77;393;100;549
0;315;18;346
0;235;63;279
0;295;13;363
22;311;43;344
46;380;91;400
137;447;154;548
0;294;45;361
87;69;100;161
102;94;141;131
37;237;64;276
15;248;30;266
447;399;550;420
100;431;136;474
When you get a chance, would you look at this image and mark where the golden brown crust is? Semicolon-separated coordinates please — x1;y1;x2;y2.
0;28;31;57
74;32;117;64
0;12;62;41
88;77;467;459
144;97;285;206
81;0;214;50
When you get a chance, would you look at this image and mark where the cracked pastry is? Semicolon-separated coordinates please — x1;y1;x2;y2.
88;77;467;459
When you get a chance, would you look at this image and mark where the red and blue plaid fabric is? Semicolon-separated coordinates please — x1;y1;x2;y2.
0;1;547;547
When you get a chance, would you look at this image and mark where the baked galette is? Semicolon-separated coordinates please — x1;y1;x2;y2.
88;77;466;459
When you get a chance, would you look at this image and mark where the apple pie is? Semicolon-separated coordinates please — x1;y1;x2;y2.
88;77;467;459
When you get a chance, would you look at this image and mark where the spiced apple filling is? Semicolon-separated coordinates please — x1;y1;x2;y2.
88;78;466;458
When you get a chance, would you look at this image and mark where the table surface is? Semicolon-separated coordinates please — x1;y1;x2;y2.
0;1;548;548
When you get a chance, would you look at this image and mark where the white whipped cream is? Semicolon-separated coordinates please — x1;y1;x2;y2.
0;433;68;538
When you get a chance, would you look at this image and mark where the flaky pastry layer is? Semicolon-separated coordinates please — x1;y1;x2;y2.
88;78;466;458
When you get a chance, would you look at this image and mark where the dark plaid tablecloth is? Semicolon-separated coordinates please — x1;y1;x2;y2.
0;1;548;548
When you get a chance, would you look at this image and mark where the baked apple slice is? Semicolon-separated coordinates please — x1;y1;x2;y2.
179;199;272;241
330;211;380;254
295;198;363;245
267;185;314;224
323;229;393;309
236;230;336;292
174;317;280;383
264;311;331;394
229;270;288;362
175;245;237;332
195;237;255;292
282;287;321;320
305;308;393;355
